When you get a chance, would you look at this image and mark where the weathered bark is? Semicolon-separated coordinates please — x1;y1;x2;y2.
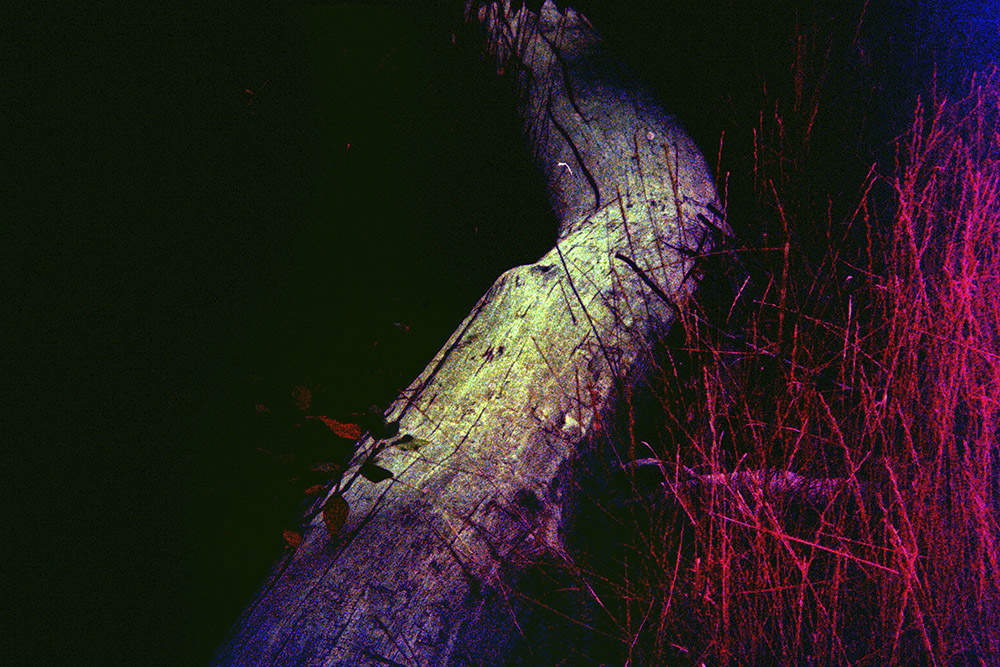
212;2;725;665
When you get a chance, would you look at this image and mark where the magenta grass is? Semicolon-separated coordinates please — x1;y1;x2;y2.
563;42;1000;667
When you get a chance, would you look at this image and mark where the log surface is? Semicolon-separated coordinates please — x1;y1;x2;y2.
212;2;724;665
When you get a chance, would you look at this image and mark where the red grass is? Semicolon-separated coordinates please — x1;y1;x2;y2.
555;38;1000;667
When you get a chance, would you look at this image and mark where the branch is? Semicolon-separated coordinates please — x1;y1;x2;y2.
623;458;872;507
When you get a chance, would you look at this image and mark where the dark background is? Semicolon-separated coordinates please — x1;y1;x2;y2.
10;1;996;664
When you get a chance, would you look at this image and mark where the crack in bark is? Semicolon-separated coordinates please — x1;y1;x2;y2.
536;30;589;123
545;97;601;211
397;281;498;424
555;241;616;376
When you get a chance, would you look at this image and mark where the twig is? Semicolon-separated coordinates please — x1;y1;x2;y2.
614;252;683;320
556;241;618;375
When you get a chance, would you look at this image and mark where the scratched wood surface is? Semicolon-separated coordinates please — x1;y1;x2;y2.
212;2;725;664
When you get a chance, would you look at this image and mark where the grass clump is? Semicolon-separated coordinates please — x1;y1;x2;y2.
555;26;1000;667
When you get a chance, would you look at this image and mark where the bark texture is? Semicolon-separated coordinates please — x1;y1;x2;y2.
212;2;725;664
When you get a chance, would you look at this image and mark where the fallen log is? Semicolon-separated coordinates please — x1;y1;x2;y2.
212;2;725;664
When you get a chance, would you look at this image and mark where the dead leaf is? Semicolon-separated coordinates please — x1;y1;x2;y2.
370;419;399;441
292;385;312;411
311;416;362;440
392;435;433;452
282;530;302;549
359;462;393;483
322;493;350;538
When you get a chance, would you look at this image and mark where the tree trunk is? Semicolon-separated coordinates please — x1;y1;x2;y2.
212;2;725;664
